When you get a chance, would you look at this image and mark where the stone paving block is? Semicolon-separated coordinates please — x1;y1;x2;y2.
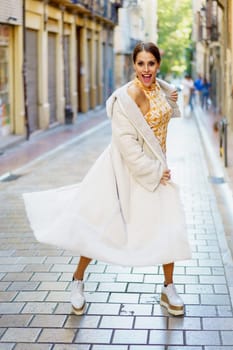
211;267;225;275
0;291;17;302
120;303;152;316
0;314;32;327
149;330;183;345
0;265;25;273
205;347;233;349
85;264;107;273
38;328;76;343
200;275;226;284
168;316;201;330
15;291;48;302
139;293;159;304
18;257;46;264
116;274;144;283
24;264;52;272
83;282;99;292
99;315;134;329
38;281;69;291
0;344;14;350
127;283;155;294
45;291;70;302
185;305;217;317
50;264;75;273
186;267;211;275
153;304;170;317
88;302;121;315
1;328;41;342
87;273;116;282
53;345;90;350
21;302;57;314
109;293;139;304
2;272;33;281
201;294;230;305
171;275;199;284
113;329;147;344
134;266;159;274
186;330;221;345
185;284;214;294
130;346;165;350
182;293;200;305
54;302;72;315
29;314;67;327
31;273;61;281
192;252;209;259
134;316;166;329
86;292;109;303
167;347;202;350
64;314;100;328
105;266;131;274
0;302;24;314
8;281;40;291
221;331;233;345
217;306;233;316
199;259;223;267
98;282;127;292
14;344;52;350
214;284;228;294
93;346;128;350
75;328;112;344
45;257;72;264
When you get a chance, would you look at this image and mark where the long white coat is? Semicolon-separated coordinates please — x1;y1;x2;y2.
23;80;192;266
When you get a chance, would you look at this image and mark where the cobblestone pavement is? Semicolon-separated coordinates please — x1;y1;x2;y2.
0;115;233;349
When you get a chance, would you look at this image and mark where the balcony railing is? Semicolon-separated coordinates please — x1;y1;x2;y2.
70;0;122;23
197;0;219;43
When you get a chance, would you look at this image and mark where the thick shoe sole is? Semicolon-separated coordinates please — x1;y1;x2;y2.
160;293;184;316
71;303;86;315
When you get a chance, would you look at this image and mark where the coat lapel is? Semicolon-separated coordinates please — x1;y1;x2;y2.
114;84;167;167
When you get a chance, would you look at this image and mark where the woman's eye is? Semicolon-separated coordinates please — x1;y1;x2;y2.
137;62;144;66
149;61;155;66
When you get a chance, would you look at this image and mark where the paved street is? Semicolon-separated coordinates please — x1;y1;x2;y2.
0;113;233;349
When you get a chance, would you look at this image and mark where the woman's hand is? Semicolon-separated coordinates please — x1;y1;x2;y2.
170;90;178;102
160;169;171;185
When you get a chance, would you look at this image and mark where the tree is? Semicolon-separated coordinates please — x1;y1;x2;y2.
157;0;193;78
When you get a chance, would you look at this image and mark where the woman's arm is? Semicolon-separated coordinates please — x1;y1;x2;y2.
111;100;164;192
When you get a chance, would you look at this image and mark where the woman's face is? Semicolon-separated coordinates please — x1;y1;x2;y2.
134;50;160;88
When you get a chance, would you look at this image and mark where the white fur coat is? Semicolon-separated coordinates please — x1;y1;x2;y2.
23;80;191;266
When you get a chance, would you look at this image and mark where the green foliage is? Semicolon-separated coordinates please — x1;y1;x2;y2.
157;0;193;78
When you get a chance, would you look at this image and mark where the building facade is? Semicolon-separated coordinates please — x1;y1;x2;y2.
193;0;233;130
114;0;158;88
0;0;122;138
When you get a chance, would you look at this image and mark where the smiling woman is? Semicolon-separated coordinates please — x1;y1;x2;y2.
23;41;191;318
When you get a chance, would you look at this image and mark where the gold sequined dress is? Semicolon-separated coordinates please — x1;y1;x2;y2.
134;77;172;154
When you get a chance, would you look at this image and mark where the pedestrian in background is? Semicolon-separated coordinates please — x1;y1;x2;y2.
201;77;211;110
182;74;194;115
23;42;191;317
194;74;203;105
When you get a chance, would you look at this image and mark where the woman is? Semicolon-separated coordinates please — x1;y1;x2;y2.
24;42;191;317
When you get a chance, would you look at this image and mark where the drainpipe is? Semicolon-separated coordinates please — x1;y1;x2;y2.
22;0;30;140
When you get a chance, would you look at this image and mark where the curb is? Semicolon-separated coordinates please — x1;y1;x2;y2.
193;106;233;306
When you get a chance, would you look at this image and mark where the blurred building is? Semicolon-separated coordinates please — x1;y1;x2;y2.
0;0;122;138
114;0;158;87
192;0;233;130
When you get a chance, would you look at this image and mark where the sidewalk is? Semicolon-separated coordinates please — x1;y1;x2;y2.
0;108;107;178
0;112;233;348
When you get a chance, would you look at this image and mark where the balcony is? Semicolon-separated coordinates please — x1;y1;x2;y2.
197;0;219;43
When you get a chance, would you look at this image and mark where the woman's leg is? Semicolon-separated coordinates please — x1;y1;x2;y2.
70;256;91;315
162;262;174;285
160;262;184;316
73;256;92;280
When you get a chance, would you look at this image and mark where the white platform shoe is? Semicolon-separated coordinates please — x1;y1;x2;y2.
160;283;184;316
70;279;86;315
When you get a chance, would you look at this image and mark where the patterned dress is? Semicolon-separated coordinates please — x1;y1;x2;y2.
134;77;172;154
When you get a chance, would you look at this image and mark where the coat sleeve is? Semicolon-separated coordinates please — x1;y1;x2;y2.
111;100;164;192
157;78;181;118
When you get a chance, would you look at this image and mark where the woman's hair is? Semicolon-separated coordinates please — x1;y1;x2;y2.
132;42;161;64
